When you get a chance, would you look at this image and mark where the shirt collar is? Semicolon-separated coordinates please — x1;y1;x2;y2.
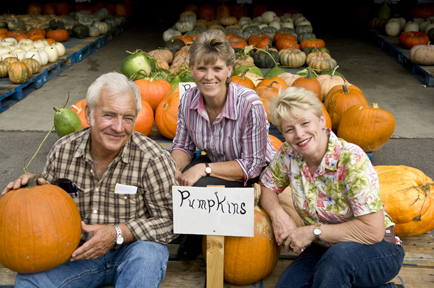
73;127;131;164
282;128;342;173
191;83;238;121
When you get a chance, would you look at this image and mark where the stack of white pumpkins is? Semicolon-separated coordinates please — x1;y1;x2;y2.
385;15;434;36
0;37;65;66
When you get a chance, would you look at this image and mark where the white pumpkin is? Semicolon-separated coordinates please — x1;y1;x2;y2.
427;16;434;22
419;20;432;33
239;16;251;22
424;23;434;34
269;21;281;30
0;42;13;48
7;45;18;52
409;43;434;66
261;11;277;24
291;13;304;20
0;53;11;61
398;17;407;30
0;48;11;55
3;37;18;45
18;38;33;46
413;18;424;24
294;17;308;26
33;40;49;48
281;22;294;29
37;49;49;65
280;16;294;23
257;23;268;30
24;50;42;64
387;18;402;30
162;28;181;42
385;21;401;37
53;42;65;57
43;45;59;63
404;21;419;32
11;49;26;61
296;20;312;27
19;44;35;51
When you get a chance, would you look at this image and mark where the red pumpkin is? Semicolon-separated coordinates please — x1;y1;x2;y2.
216;3;231;20
27;3;42;15
47;29;69;42
231;3;248;19
398;32;430;49
199;3;215;21
42;3;56;15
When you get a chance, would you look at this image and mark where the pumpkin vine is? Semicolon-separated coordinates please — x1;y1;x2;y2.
23;93;70;173
398;181;434;221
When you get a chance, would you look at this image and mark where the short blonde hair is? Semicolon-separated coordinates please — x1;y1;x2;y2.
188;29;235;68
269;86;323;132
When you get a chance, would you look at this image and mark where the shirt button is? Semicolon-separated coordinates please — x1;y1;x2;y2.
124;196;127;199
95;187;99;192
93;209;98;214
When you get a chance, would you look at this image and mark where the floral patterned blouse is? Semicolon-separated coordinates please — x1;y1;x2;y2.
260;129;393;247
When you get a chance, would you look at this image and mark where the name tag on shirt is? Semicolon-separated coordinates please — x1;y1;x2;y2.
114;183;137;194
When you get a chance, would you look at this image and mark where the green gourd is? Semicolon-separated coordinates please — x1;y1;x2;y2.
377;2;391;20
53;107;83;138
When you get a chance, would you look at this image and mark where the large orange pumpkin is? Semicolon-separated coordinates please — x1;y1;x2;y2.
0;179;81;273
134;100;154;136
322;103;332;129
135;78;173;112
155;86;180;139
375;165;434;237
337;103;395;153
204;184;280;285
324;83;368;133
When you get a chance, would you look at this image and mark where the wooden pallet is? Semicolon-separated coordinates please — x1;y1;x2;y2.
1;232;433;287
370;30;434;87
0;26;125;114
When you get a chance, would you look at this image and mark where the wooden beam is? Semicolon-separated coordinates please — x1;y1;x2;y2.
206;235;224;288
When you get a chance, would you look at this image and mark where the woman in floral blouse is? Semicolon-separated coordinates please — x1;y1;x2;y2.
259;87;405;288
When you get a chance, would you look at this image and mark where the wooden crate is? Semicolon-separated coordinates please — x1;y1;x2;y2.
1;232;433;287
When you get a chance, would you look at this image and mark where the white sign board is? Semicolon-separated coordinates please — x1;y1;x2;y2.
179;82;196;98
172;186;254;237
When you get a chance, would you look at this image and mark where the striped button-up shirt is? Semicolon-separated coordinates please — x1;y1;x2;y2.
172;82;275;185
43;128;178;245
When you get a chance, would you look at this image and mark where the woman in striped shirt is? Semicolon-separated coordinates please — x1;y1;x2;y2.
171;29;275;260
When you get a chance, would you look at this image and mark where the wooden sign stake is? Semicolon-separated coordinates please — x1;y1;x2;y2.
206;185;225;288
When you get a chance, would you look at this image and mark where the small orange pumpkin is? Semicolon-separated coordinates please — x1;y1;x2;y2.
232;68;255;90
134;100;154;136
71;99;90;128
324;82;368;133
291;67;322;102
155;86;180;139
46;29;69;42
135;78;173;112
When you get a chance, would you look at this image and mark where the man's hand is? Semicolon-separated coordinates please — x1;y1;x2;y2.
1;173;46;196
70;222;117;261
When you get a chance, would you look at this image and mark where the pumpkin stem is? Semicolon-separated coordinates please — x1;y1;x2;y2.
255;45;279;67
71;104;82;114
306;67;312;79
23;173;47;189
268;81;278;89
23;125;55;173
240;68;250;80
331;65;339;78
370;103;379;109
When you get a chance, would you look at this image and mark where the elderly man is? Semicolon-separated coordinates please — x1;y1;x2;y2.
2;72;178;288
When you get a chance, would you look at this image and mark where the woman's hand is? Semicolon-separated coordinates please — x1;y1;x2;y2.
177;163;206;186
284;225;315;254
270;207;298;247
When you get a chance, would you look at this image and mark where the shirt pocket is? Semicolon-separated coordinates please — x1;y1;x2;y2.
110;188;145;223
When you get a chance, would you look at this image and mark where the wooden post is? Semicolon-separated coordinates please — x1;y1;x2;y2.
206;185;225;288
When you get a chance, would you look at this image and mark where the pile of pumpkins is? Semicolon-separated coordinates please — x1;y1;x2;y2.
368;4;434;66
163;5;337;73
0;37;65;84
0;7;126;41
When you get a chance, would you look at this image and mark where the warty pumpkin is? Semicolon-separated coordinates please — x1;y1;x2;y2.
324;82;368;133
337;103;395;153
374;165;434;237
0;178;81;273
